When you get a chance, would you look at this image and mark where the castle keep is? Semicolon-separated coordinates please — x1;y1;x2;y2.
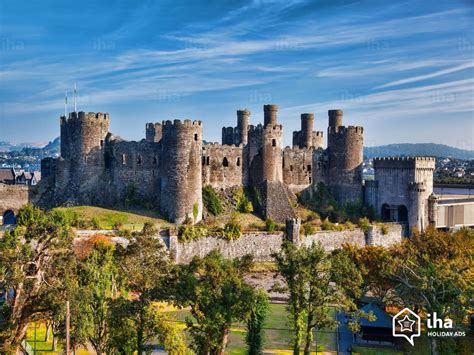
39;104;438;231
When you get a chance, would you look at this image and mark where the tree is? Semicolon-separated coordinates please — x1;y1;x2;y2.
245;289;269;355
272;241;365;355
76;239;119;354
110;223;178;354
387;227;474;355
0;205;76;354
172;250;256;355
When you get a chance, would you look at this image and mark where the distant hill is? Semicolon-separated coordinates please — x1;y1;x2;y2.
364;143;474;160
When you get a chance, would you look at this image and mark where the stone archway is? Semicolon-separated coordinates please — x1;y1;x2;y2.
3;209;16;225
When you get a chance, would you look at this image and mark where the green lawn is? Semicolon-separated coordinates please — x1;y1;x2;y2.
352;345;402;355
53;205;171;230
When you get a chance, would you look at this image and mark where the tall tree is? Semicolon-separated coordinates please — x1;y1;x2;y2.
110;223;180;354
172;250;256;355
0;205;76;354
245;289;269;355
273;241;365;355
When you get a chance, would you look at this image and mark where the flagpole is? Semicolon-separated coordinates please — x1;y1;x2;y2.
65;91;68;117
74;83;77;113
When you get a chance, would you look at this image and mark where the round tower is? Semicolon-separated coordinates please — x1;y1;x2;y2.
300;113;314;148
237;109;250;145
263;104;278;127
262;123;283;183
60;111;110;164
160;119;203;224
327;123;364;203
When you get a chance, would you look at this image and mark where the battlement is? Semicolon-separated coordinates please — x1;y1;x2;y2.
62;111;110;124
162;119;202;127
203;143;243;152
315;131;324;137
373;156;436;170
264;104;278;112
146;122;162;129
237;109;251;116
249;124;264;133
301;113;314;120
409;181;426;192
328;125;364;135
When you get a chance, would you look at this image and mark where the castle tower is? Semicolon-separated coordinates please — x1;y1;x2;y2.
300;113;314;148
145;122;162;143
262;105;283;182
160;119;203;224
237;109;250;145
326;109;364;203
263;104;278;127
60;111;110;164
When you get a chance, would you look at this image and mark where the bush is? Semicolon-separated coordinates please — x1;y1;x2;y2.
203;186;223;216
141;221;157;236
113;221;123;231
344;221;355;230
301;223;315;235
265;218;277;232
222;219;242;240
358;217;371;232
321;218;337;231
178;225;209;242
91;217;101;229
233;188;254;214
380;224;389;235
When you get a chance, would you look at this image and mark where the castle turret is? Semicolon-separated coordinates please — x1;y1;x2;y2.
237;109;250;145
262;119;283;182
60;111;110;164
326;109;364;203
292;113;324;149
160;119;203;224
263;104;278;127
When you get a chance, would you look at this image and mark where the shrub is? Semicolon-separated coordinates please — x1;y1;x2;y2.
265;218;277;232
112;221;123;231
91;217;101;229
358;217;371;232
141;221;157;236
222;219;243;240
321;218;336;231
178;225;208;242
233;188;254;214
344;221;355;230
203;186;223;216
306;211;319;222
381;224;389;235
301;223;315;235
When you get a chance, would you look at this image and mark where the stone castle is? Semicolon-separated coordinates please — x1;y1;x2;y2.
39;104;436;231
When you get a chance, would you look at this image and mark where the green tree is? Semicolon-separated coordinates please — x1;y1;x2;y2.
245;289;269;355
388;227;474;355
76;240;119;354
172;250;256;355
111;224;175;354
0;205;75;353
272;241;364;355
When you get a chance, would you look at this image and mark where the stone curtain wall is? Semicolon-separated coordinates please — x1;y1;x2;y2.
169;223;405;263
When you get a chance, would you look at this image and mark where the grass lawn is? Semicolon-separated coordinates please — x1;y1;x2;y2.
175;303;338;354
54;205;171;230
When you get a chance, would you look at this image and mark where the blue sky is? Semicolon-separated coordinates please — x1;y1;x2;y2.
0;0;473;149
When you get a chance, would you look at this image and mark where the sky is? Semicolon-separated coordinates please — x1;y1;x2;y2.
0;0;473;149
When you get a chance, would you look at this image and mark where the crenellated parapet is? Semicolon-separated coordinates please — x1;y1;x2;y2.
373;156;436;170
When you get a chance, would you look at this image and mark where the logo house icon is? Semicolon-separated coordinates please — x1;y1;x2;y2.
392;307;421;346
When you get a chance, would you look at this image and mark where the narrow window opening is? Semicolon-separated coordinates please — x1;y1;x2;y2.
137;155;142;164
100;140;104;147
307;165;311;172
237;157;240;166
194;133;198;141
272;139;276;147
223;157;229;167
122;154;126;165
206;156;210;165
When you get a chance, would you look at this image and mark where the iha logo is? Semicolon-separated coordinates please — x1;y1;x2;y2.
393;308;465;346
392;308;421;346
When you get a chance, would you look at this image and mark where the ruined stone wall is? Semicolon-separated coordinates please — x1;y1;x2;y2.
283;147;312;191
247;125;264;185
170;223;404;263
202;143;243;190
160;120;203;224
0;184;31;215
104;139;161;205
262;125;283;183
312;148;328;186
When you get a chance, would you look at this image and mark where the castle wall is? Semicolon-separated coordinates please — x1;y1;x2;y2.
170;223;404;263
145;123;162;143
0;184;31;216
202;143;243;190
160;120;203;224
283;147;312;191
262;125;283;183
